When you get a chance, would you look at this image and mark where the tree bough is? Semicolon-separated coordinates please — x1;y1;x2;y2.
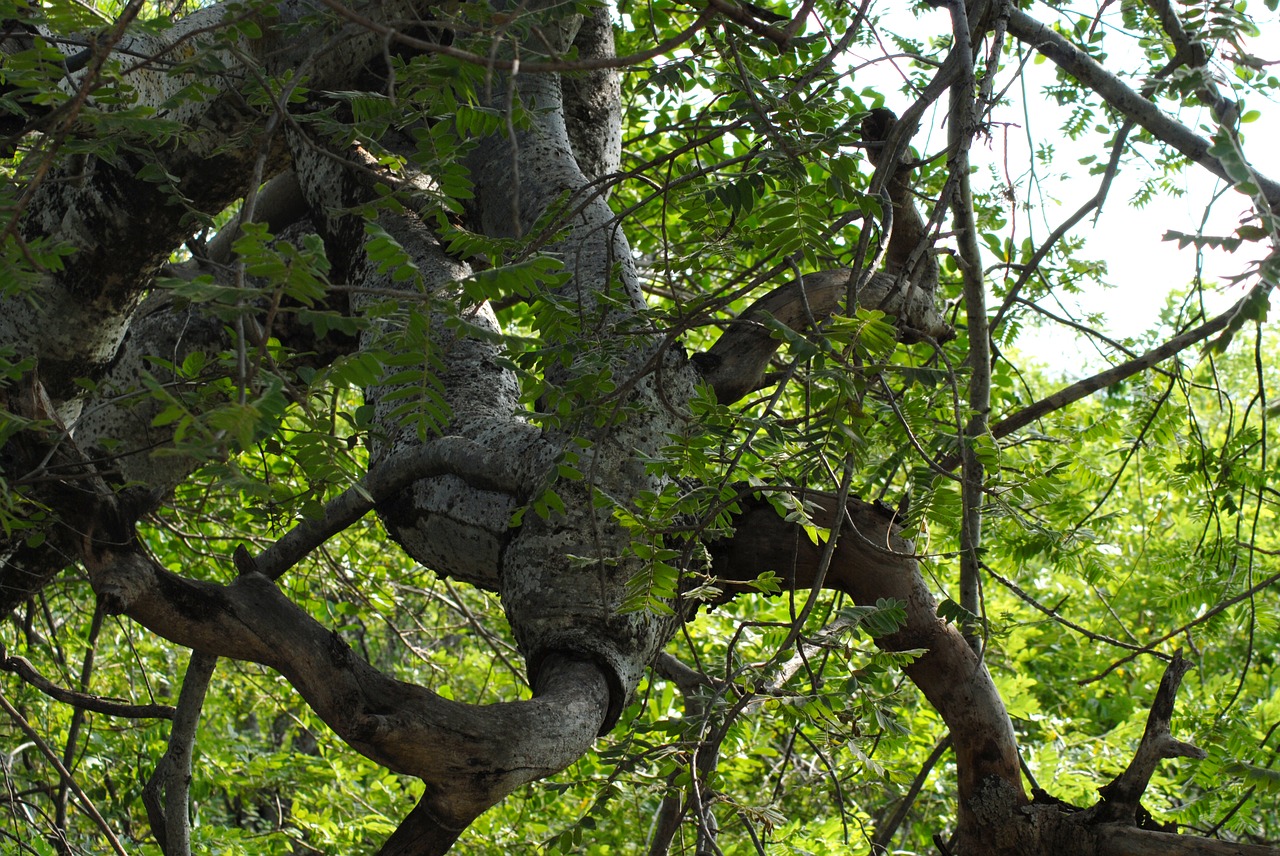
1;0;1277;854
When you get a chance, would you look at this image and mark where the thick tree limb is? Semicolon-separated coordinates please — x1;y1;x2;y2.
246;436;534;582
0;0;398;401
285;125;558;594
84;549;610;832
710;496;1280;856
708;494;1026;845
694;267;950;404
377;800;465;856
861;106;939;294
456;6;701;729
562;3;623;188
0;245;357;612
7;2;1278;854
1094;826;1280;856
201;170;310;267
696;109;950;406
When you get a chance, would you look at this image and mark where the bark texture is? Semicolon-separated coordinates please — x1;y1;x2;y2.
1;1;1277;855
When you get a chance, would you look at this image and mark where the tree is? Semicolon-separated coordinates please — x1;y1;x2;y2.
1;0;1278;853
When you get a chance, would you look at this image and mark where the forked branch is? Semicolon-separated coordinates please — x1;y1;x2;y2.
1086;651;1206;825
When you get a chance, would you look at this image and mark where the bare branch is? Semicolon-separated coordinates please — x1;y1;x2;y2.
980;286;1258;452
1086;651;1205;825
143;651;216;856
0;649;175;719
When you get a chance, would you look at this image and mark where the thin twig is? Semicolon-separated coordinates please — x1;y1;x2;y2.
0;686;129;856
1083;567;1280;684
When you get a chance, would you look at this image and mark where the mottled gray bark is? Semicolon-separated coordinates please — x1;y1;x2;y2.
8;3;1272;856
1;0;398;404
287;122;551;592
562;3;623;189
0;3;1003;851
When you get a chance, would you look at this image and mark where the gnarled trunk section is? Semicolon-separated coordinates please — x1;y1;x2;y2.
2;1;1279;855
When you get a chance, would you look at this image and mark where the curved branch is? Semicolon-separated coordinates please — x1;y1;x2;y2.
708;494;1026;843
695;109;952;406
86;549;610;833
693;267;949;404
245;435;535;581
862;107;940;290
451;14;702;730
201;170;310;267
709;496;1280;856
0;650;175;719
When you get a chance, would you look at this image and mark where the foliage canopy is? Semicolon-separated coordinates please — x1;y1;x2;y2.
0;0;1278;854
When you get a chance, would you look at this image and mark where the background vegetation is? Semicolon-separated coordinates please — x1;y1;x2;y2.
2;0;1278;853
